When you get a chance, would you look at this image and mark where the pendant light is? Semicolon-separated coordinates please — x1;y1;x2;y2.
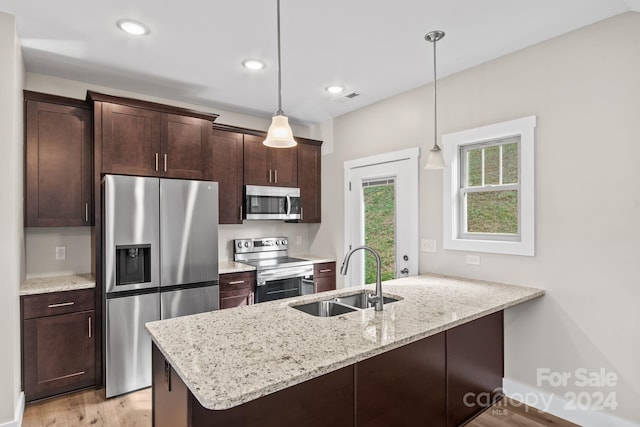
263;0;297;148
424;30;446;169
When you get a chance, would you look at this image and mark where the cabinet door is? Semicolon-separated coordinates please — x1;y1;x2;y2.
297;142;321;222
243;134;270;185
25;100;92;227
220;289;254;309
356;332;446;426
207;130;244;223
23;310;95;401
101;103;162;176
270;146;297;187
161;114;209;179
243;134;297;187
446;311;504;427
314;276;336;293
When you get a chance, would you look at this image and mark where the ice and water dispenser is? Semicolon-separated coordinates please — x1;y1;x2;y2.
115;244;151;286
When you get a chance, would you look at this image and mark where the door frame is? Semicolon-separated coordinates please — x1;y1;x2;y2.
343;147;420;286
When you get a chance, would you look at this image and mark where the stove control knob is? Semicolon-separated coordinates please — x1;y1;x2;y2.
282;239;287;246
244;242;250;248
237;242;243;249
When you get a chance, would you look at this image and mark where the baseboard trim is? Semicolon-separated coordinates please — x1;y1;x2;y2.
503;378;639;427
0;392;24;427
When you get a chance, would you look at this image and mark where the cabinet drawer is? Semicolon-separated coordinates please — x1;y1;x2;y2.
22;289;94;320
314;262;336;278
219;271;255;291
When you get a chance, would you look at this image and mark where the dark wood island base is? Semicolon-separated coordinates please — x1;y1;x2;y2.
152;311;503;427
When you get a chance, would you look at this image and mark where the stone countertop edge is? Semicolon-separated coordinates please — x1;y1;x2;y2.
218;260;256;275
20;273;95;296
145;273;544;411
291;254;337;263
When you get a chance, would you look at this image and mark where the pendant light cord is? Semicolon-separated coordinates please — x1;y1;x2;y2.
432;37;438;151
276;0;283;115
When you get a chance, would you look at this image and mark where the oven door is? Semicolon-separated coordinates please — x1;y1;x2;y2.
255;265;313;303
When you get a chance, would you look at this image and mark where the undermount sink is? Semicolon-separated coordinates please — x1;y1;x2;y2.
292;300;357;317
335;292;400;309
291;291;401;317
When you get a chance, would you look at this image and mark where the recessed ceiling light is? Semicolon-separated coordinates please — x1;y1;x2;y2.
117;19;150;36
326;85;345;94
242;59;265;70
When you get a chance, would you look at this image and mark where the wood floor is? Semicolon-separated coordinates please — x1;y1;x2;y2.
23;389;580;427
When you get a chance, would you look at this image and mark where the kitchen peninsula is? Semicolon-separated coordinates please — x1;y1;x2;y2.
146;274;544;427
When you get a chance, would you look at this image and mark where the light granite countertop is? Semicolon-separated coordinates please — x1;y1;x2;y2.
291;254;336;263
145;273;544;411
218;260;256;275
20;273;95;296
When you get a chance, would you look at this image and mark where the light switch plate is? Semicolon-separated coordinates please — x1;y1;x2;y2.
296;236;302;245
421;239;437;253
55;246;66;260
466;255;480;265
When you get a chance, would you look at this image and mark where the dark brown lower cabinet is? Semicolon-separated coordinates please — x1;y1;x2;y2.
22;289;96;401
447;311;504;427
356;332;446;426
152;311;504;427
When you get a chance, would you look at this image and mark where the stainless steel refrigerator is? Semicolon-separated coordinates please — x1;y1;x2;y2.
103;175;219;398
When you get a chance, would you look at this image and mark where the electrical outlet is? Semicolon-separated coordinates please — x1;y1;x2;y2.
466;255;480;265
55;246;66;260
421;239;437;253
296;236;302;245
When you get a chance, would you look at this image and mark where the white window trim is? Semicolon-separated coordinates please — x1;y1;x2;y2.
443;116;536;256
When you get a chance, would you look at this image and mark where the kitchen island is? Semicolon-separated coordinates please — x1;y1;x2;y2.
145;274;544;427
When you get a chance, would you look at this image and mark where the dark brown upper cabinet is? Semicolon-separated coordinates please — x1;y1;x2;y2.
243;134;297;187
100;102;161;176
24;91;93;227
88;91;218;179
206;129;244;224
161;114;209;179
297;140;322;223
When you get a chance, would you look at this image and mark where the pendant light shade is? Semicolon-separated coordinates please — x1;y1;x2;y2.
424;30;445;170
264;114;296;148
264;0;296;148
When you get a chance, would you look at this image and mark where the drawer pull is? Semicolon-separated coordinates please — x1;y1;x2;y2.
228;280;245;285
88;316;92;338
48;301;75;308
319;269;332;273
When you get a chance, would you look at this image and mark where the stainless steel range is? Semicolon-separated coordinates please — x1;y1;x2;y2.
234;237;314;302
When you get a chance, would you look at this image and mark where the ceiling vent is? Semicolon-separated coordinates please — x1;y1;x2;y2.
335;91;360;103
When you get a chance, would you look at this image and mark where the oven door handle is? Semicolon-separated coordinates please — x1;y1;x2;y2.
257;267;313;284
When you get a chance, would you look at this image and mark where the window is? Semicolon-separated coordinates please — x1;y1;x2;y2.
442;116;536;256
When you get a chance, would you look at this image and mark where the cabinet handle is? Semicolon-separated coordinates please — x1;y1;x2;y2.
48;301;75;308
274;169;278;183
85;203;89;222
269;169;272;183
320;269;332;273
164;154;167;172
300;207;304;221
88;316;92;338
240;206;243;222
155;153;159;171
164;361;172;392
249;292;254;305
228;280;245;285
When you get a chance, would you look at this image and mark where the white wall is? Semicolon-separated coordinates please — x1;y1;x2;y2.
0;11;25;425
310;12;640;425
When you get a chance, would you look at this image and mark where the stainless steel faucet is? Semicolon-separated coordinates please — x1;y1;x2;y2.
339;246;384;311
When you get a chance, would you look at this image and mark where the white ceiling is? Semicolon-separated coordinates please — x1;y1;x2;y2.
0;0;636;125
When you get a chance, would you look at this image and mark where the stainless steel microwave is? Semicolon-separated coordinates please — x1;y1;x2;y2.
243;185;301;220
